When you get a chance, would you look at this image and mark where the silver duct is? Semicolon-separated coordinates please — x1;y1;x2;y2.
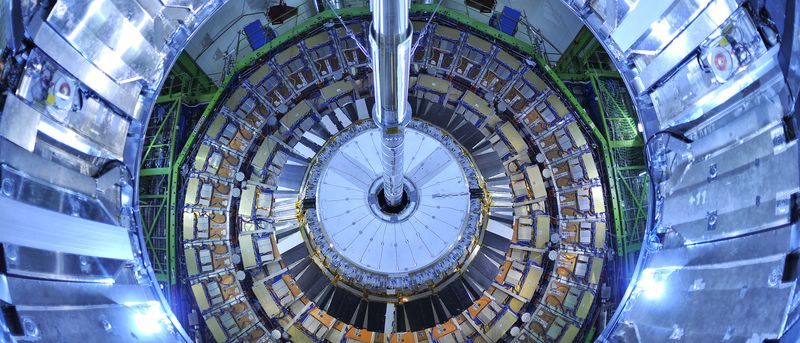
370;0;412;206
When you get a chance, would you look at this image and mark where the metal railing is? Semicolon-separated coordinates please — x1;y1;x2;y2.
211;0;562;82
431;0;563;64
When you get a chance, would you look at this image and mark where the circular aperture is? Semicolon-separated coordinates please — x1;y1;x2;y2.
367;177;419;222
376;188;409;214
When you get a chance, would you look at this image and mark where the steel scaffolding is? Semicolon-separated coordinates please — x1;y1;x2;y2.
139;52;217;304
556;28;649;280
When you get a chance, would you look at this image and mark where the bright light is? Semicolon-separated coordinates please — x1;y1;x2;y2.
133;303;166;335
648;20;672;41
120;191;131;206
638;268;665;300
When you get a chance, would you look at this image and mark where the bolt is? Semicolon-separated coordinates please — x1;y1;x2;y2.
22;318;38;337
707;211;718;231
768;268;781;287
101;319;112;332
1;178;14;196
6;244;18;262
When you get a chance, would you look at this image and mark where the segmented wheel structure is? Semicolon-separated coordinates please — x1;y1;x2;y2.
180;16;608;343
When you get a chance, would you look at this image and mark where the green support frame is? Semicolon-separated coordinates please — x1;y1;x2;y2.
556;33;650;278
555;27;598;74
139;52;217;304
556;30;650;342
590;74;648;266
139;97;181;291
158;52;219;104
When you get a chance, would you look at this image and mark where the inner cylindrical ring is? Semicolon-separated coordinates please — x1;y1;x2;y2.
367;177;419;223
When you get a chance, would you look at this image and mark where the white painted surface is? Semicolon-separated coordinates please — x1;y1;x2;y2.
316;128;470;273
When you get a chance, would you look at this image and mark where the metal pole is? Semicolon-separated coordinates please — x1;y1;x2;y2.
370;0;412;206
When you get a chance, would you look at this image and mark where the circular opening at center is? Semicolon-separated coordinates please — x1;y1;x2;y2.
376;187;410;214
365;177;420;223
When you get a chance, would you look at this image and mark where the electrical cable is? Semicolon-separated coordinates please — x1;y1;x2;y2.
324;0;373;65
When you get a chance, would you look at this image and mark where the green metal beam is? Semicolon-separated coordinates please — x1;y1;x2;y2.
159;52;219;105
556;27;597;73
558;69;622;81
589;74;648;267
164;95;181;295
176;52;215;85
558;65;650;303
140;92;183;303
551;22;649;279
140;53;220;301
583;326;597;343
157;91;217;104
140;194;169;200
139;167;171;176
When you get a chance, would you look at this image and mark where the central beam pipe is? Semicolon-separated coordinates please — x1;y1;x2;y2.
370;0;412;206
